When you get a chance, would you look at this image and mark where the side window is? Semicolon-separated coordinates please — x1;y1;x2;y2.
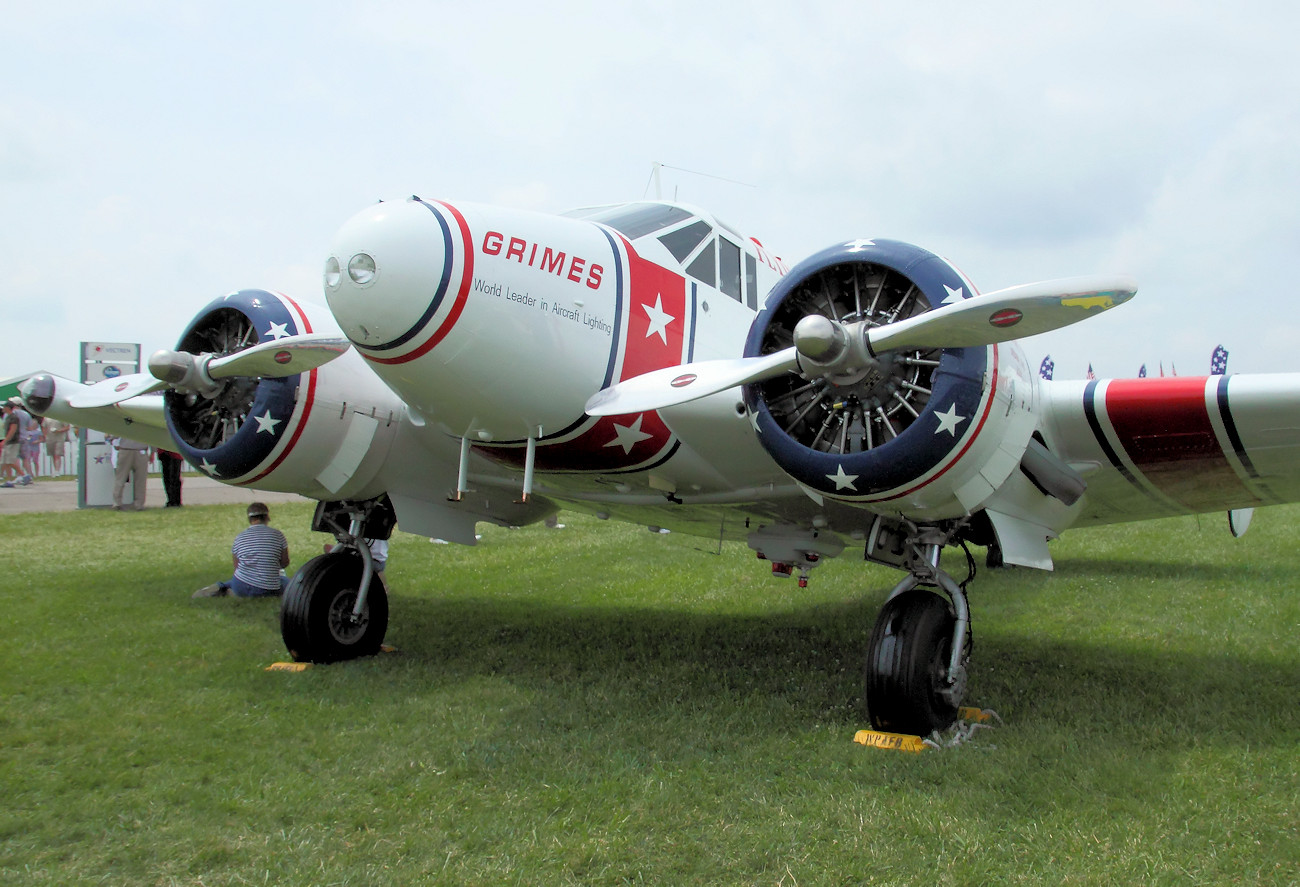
686;239;716;287
719;238;741;302
745;254;758;310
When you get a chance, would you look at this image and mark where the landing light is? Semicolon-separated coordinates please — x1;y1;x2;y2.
324;256;341;288
347;253;377;285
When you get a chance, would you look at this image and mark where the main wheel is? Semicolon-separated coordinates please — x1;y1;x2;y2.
281;552;389;663
866;589;962;734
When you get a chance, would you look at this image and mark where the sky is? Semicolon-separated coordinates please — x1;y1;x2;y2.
5;1;1300;383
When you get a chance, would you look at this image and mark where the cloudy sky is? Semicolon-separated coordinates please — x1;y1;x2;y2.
5;1;1299;383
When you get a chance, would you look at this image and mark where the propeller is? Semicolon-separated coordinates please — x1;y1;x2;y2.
67;333;351;409
585;275;1135;417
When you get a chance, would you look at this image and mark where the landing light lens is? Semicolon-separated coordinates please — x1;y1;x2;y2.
347;253;377;285
324;256;341;288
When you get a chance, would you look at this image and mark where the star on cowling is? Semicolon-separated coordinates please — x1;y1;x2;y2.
749;409;762;434
845;238;876;251
201;458;219;476
604;414;654;454
265;321;290;340
253;410;282;435
642;294;675;345
940;284;966;305
933;403;967;436
826;463;859;490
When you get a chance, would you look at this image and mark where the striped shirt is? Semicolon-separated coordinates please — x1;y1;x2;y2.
231;524;288;590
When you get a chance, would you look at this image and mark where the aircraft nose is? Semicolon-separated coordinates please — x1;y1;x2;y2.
324;198;457;355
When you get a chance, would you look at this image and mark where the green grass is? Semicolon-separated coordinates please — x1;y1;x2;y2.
2;502;1298;885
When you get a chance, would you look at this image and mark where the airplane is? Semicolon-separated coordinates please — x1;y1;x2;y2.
18;194;1300;737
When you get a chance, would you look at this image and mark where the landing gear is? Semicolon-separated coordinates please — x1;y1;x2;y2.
281;496;396;664
864;525;973;735
281;551;389;663
866;589;961;734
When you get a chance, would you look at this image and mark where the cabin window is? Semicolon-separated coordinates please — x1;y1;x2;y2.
719;238;742;301
745;254;758;309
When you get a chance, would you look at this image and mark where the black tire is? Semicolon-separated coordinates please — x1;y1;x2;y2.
866;589;961;734
280;552;389;663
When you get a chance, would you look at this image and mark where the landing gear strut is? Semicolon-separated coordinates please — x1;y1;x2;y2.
864;527;972;735
280;496;395;664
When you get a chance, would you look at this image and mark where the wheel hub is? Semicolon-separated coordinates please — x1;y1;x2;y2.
327;589;369;644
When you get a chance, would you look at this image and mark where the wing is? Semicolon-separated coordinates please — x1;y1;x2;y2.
1042;374;1300;527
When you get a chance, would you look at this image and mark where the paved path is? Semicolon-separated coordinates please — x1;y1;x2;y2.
0;475;310;515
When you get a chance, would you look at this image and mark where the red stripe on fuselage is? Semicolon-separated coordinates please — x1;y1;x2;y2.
1102;377;1246;508
365;199;474;367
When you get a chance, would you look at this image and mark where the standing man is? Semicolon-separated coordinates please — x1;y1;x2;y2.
193;502;290;597
158;448;184;507
44;419;72;475
1;399;29;487
110;435;149;511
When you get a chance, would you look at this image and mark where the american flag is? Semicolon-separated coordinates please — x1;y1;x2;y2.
1039;355;1054;380
1210;344;1229;375
1138;364;1147;378
1086;363;1096;380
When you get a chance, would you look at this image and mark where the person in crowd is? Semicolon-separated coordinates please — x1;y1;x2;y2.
19;411;43;481
108;435;149;510
1;399;32;487
193;502;290;598
158;448;185;507
44;419;72;476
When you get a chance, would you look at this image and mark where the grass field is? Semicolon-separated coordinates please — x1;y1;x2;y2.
3;501;1298;885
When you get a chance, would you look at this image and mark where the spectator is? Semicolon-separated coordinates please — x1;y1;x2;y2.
193;502;290;598
158;448;184;507
1;399;32;487
109;435;149;511
44;419;73;475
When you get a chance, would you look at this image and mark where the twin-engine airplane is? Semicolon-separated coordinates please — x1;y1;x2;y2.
21;195;1300;735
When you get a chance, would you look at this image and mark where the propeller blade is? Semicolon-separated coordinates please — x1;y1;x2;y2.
867;275;1137;353
66;373;169;409
585;347;798;416
207;333;351;379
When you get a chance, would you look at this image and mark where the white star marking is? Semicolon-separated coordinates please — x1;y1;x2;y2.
749;409;762;434
253;410;282;435
826;464;859;491
265;321;290;340
201;458;218;476
604;414;654;454
642;294;675;345
940;284;966;305
933;403;967;436
845;238;876;251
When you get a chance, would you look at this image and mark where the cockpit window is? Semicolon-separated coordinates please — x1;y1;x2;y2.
575;203;694;239
686;239;716;286
658;220;713;262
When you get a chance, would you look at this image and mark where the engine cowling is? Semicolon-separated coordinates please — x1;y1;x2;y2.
742;240;1038;520
165;289;405;499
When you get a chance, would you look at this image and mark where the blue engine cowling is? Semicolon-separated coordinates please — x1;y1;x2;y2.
165;289;312;483
742;239;997;511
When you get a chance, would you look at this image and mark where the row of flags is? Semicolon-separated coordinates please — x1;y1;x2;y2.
1038;345;1228;381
